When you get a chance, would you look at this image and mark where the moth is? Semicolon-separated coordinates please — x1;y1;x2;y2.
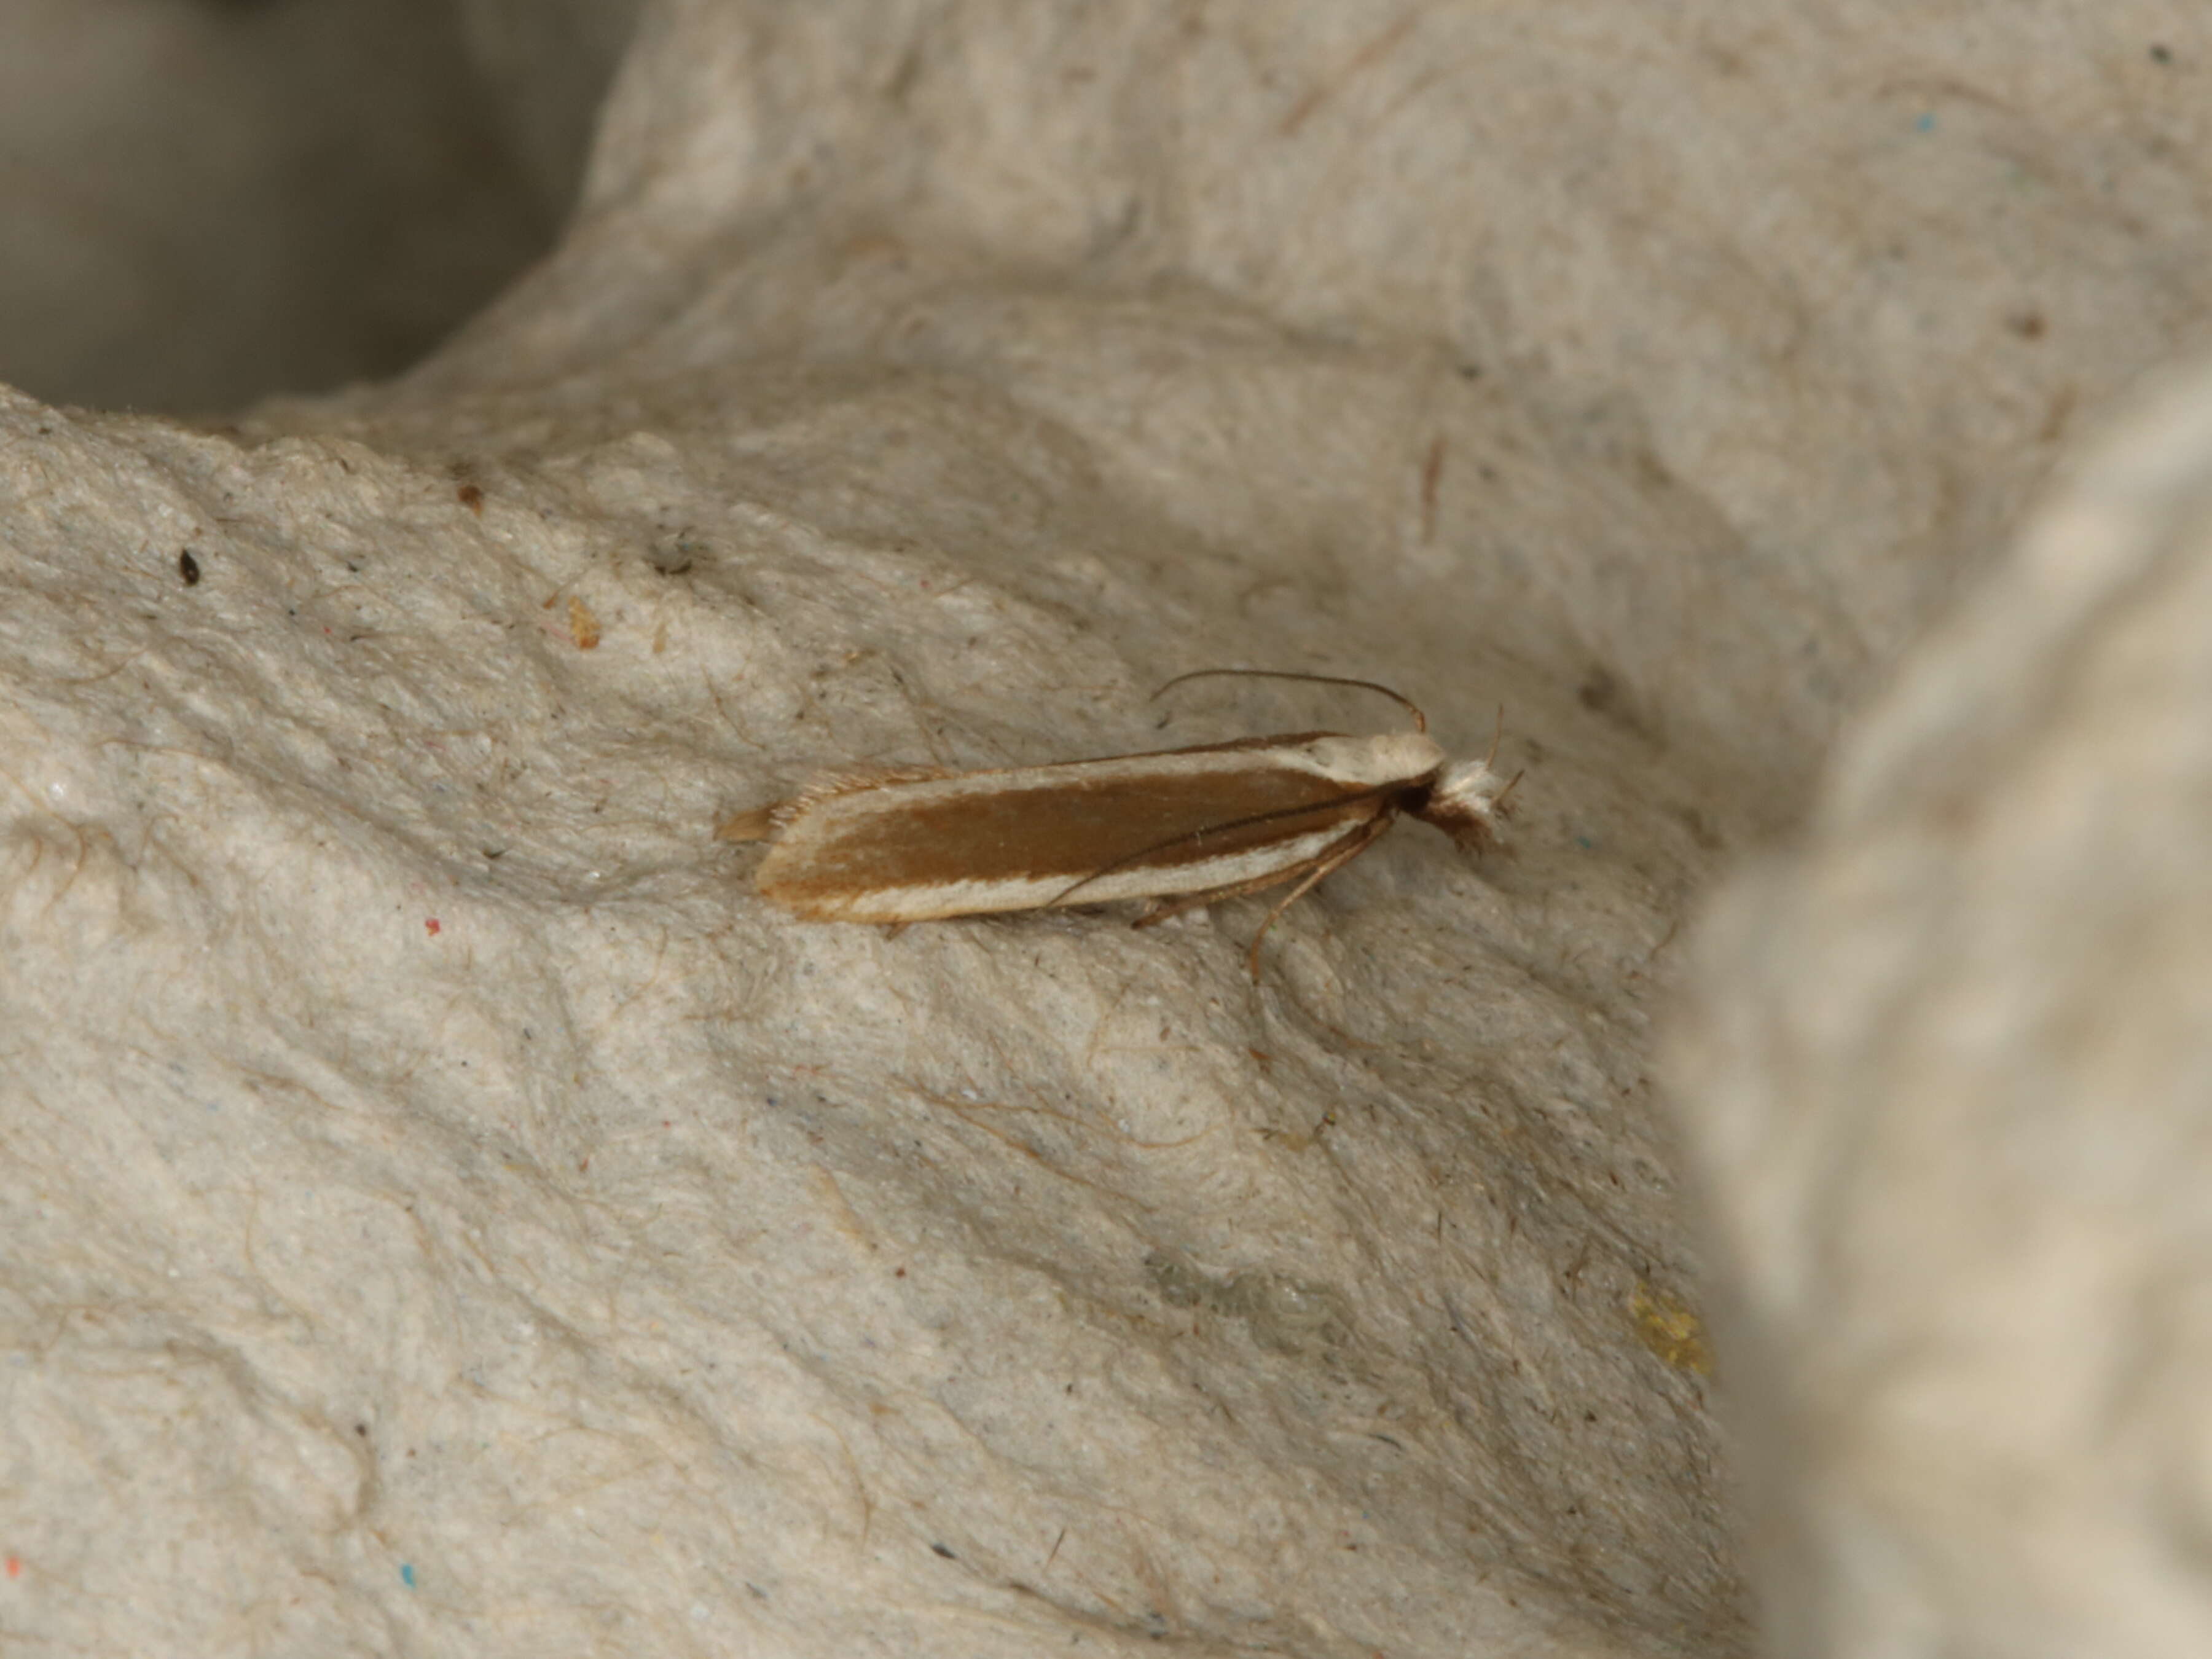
718;670;1517;978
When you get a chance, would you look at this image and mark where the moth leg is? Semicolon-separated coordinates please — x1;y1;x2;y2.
1241;814;1395;981
1132;882;1273;929
1131;860;1328;929
1132;815;1394;931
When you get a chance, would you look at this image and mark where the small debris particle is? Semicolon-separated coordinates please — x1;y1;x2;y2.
649;531;702;575
567;595;602;649
457;483;484;513
425;918;441;937
1419;434;1445;542
930;1542;957;1560
178;549;201;585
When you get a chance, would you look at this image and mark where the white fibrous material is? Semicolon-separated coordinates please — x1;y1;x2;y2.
6;4;2207;1657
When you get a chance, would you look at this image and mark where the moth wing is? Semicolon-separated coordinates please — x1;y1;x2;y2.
752;748;1397;922
715;764;955;843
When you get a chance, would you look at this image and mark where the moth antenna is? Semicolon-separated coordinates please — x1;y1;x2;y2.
1494;769;1526;815
1483;705;1505;769
1153;668;1427;734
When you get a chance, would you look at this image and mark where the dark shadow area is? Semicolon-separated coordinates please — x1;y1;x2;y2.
0;0;640;414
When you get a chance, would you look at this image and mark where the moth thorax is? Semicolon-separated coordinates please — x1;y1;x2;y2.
1416;760;1508;847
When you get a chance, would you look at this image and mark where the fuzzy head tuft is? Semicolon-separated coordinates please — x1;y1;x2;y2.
1414;759;1516;850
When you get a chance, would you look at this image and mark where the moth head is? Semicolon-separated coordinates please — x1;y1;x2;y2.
1416;759;1519;850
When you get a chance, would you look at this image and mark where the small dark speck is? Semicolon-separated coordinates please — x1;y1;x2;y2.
1577;665;1621;713
2007;310;2047;341
355;1422;369;1437
2151;42;2173;64
930;1542;957;1560
178;549;200;585
457;483;484;513
1677;806;1724;852
1456;361;1483;380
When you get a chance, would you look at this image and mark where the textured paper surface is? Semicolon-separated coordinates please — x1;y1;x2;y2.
1670;361;2212;1659
4;3;2209;1655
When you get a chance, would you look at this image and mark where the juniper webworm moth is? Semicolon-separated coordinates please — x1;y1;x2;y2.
717;670;1518;978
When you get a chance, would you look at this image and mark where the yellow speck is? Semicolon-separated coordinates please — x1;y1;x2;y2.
1630;1281;1712;1375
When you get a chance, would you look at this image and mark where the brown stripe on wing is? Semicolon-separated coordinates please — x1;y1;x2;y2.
756;755;1395;907
726;736;1339;846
